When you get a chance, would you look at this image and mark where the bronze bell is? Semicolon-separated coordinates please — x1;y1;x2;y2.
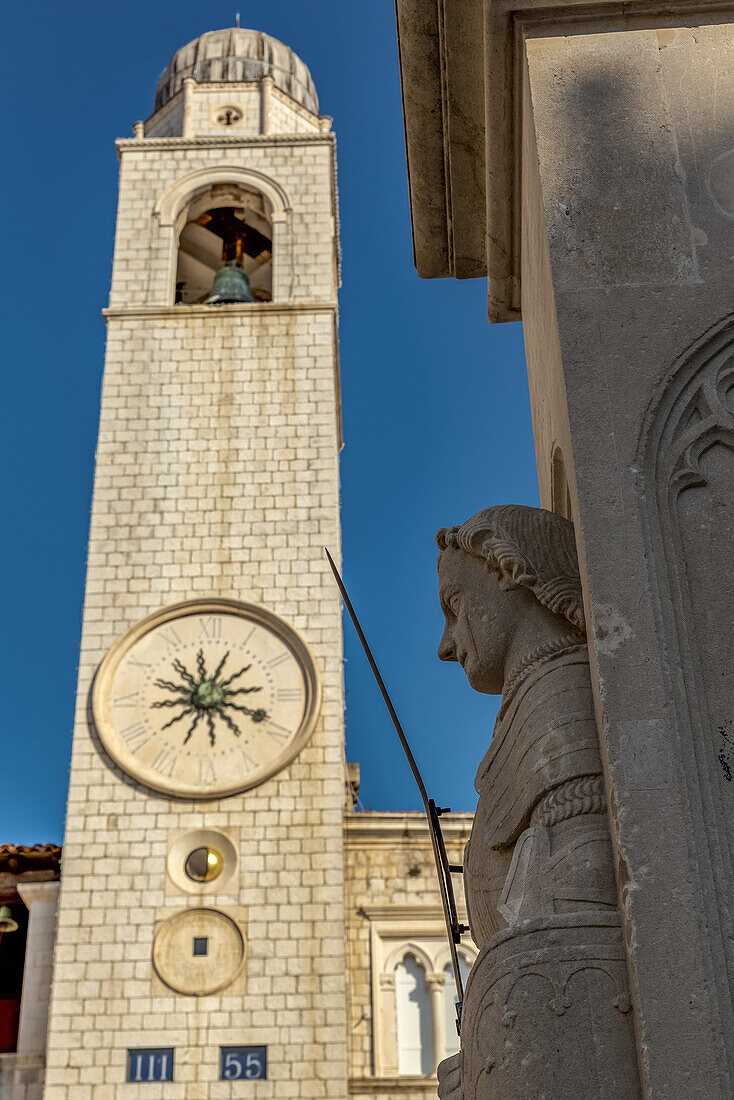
0;906;18;934
204;260;254;305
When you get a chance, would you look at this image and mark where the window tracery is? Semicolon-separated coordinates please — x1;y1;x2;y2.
368;917;476;1078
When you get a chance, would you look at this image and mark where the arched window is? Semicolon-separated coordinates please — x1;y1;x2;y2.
174;181;273;304
442;957;472;1061
395;953;433;1075
551;444;574;522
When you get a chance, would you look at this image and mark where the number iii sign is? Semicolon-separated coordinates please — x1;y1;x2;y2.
220;1045;267;1080
126;1048;174;1082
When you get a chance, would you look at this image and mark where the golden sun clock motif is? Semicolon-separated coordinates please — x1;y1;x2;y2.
92;599;321;799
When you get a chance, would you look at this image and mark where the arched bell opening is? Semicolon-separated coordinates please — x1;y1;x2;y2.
174;181;273;304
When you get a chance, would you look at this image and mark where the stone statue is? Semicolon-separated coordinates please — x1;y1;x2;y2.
435;506;641;1099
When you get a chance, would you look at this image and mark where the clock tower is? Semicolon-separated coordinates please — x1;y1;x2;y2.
43;29;348;1097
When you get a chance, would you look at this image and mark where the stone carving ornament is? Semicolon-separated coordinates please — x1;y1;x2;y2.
638;314;734;1067
435;506;641;1099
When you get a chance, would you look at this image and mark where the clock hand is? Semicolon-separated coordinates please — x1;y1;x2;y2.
210;650;230;683
324;548;467;1033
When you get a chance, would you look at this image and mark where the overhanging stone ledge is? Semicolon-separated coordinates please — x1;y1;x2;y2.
396;0;734;321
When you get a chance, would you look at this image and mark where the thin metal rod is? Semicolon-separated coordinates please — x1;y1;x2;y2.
325;548;429;807
325;548;465;1011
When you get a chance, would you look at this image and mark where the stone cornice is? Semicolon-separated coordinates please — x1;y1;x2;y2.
103;302;338;321
117;132;335;154
358;904;449;921
396;0;734;320
344;811;473;848
348;1077;438;1094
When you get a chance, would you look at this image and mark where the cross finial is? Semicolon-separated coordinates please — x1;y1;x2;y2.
235;11;240;27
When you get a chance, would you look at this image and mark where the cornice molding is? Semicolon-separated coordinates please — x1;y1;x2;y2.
348;1076;437;1094
358;904;448;921
103;303;337;321
344;811;473;848
117;132;335;154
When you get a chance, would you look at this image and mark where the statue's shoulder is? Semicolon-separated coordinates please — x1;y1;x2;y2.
474;645;601;848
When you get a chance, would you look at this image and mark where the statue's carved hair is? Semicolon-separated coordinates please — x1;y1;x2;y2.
436;505;586;636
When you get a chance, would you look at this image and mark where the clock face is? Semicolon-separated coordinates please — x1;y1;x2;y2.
92;599;320;799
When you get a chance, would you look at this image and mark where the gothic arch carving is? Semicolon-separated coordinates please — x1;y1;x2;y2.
154;166;294;302
434;942;477;975
382;941;434;977
638;310;734;1082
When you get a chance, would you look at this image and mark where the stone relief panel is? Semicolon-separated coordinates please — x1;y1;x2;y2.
461;916;636;1100
639;314;734;1075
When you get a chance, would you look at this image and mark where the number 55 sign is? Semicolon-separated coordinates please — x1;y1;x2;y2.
220;1046;267;1080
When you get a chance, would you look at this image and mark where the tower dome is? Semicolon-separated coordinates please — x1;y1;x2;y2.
154;28;319;115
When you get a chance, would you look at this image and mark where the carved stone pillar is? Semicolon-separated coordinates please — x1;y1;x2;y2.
260;75;273;134
396;2;734;1095
520;23;734;1098
16;882;59;1055
426;971;447;1073
377;972;398;1076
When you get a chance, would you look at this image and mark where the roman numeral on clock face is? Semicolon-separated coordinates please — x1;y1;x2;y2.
238;748;257;771
267;651;290;669
158;626;182;650
127;655;153;672
267;722;290;744
198;617;222;640
277;688;301;702
150;747;179;777
114;690;140;707
119;722;150;753
199;759;217;783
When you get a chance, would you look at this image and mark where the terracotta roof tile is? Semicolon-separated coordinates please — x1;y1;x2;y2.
0;844;61;875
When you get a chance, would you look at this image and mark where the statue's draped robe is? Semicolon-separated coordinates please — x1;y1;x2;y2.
452;649;642;1099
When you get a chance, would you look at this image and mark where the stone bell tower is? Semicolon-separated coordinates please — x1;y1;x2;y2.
42;28;348;1097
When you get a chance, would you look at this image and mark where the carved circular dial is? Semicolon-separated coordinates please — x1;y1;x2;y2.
92;599;320;799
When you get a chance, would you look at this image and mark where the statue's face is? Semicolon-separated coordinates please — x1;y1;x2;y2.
437;546;520;695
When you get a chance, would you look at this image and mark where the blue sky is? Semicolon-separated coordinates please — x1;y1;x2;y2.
0;1;536;842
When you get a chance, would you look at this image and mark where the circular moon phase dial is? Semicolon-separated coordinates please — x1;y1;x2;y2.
92;599;321;799
153;908;245;996
185;846;223;883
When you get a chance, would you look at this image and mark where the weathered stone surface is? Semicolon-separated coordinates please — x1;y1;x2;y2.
523;26;734;1096
459;915;638;1100
435;506;639;1098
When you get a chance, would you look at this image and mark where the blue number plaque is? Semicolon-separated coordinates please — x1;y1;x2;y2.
126;1048;174;1082
220;1045;267;1081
